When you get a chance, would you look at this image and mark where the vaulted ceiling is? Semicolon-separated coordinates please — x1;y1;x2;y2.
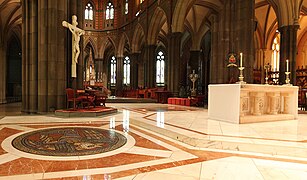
0;0;21;42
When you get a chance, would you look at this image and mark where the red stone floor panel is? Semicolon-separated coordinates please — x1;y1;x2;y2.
0;127;22;155
129;131;170;151
0;153;164;176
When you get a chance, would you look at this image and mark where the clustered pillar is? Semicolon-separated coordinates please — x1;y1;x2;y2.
168;32;182;96
22;0;82;113
278;25;299;85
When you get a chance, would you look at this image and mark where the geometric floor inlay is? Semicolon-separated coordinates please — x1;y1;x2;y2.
12;127;127;156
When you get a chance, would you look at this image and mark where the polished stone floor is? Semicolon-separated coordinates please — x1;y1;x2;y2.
1;102;307;179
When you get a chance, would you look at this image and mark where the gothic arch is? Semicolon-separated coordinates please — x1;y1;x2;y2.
117;32;130;57
147;7;168;45
190;22;210;50
0;0;21;39
172;0;194;33
296;6;307;67
297;30;307;66
131;23;145;53
99;36;117;59
172;0;222;33
267;0;302;27
84;37;98;59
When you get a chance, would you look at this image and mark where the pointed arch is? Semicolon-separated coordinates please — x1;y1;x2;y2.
117;32;130;57
99;36;117;59
172;0;194;33
147;7;168;45
84;36;98;58
131;23;145;53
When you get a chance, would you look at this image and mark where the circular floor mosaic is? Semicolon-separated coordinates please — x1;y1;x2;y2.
12;127;127;156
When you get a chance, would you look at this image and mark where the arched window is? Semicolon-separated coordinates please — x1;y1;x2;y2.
111;56;116;85
271;35;280;71
124;56;130;85
125;0;129;15
85;3;93;20
156;51;165;86
106;1;114;20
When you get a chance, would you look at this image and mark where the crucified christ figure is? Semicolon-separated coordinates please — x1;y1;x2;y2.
62;15;85;78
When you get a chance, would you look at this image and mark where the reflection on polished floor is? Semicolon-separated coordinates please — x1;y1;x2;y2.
1;102;307;179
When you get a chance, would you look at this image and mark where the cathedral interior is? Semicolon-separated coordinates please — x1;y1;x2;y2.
1;0;307;179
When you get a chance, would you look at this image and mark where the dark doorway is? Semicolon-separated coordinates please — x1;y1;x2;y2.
6;35;22;103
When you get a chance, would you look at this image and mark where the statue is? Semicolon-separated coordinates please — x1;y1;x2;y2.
86;49;96;82
189;70;199;97
62;15;85;78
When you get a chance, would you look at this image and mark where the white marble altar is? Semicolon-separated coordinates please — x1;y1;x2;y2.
208;84;298;124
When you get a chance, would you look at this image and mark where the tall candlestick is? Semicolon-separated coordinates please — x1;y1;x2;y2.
240;53;243;67
286;59;289;72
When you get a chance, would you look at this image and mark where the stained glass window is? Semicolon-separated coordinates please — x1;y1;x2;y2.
156;51;165;86
106;2;114;20
271;35;280;71
124;56;130;85
111;56;116;85
85;3;93;20
125;0;129;15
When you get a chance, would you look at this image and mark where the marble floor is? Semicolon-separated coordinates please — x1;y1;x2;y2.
1;102;307;179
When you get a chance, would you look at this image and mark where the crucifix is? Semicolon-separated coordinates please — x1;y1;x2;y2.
62;15;85;78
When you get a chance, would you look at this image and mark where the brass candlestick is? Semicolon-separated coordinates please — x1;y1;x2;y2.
237;67;246;84
285;71;291;85
264;64;270;85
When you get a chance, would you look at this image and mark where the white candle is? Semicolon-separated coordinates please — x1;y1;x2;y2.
240;53;243;67
286;59;289;72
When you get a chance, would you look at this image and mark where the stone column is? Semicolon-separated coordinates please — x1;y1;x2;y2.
168;32;182;96
234;0;255;83
210;14;222;84
68;0;84;89
278;25;299;85
22;0;70;113
0;42;6;104
116;56;124;96
21;0;27;111
189;51;200;74
210;0;254;84
130;52;139;89
144;45;156;88
22;0;38;113
36;0;68;113
76;0;84;89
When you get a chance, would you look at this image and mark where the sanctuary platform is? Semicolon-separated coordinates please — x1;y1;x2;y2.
55;97;157;117
55;106;118;117
208;84;298;124
106;96;157;103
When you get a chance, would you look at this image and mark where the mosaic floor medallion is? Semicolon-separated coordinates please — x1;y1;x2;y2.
12;127;127;156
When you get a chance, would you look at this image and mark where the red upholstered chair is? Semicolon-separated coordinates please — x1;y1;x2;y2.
66;88;80;109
